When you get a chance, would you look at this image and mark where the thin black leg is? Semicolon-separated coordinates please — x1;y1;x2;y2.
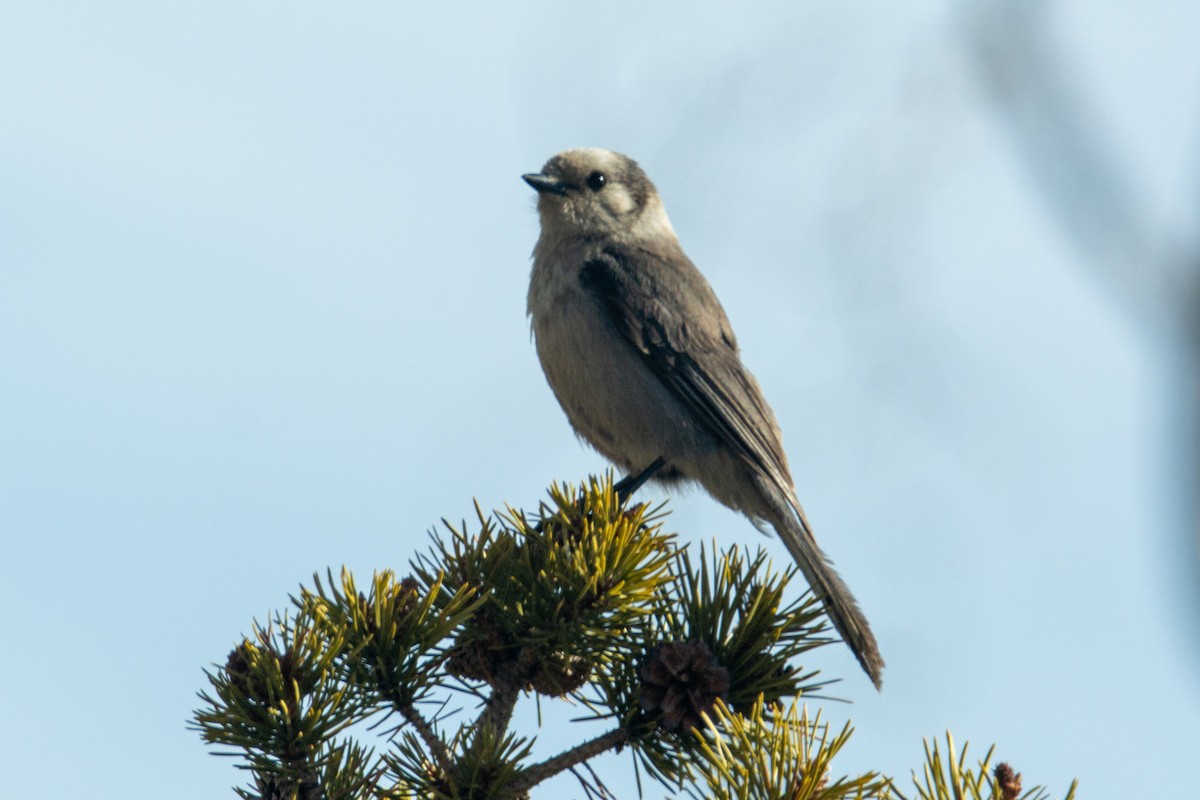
613;457;666;505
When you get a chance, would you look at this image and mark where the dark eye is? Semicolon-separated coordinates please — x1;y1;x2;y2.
586;171;607;191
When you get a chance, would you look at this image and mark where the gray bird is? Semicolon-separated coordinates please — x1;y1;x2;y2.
523;148;883;689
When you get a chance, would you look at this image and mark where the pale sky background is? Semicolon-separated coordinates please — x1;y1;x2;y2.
3;3;1199;798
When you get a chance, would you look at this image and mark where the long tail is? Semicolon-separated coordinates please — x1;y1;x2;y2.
761;485;884;689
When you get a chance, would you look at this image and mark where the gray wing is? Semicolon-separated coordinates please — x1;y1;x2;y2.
579;246;796;500
582;246;885;689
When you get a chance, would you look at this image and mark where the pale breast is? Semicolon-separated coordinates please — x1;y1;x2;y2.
530;257;716;472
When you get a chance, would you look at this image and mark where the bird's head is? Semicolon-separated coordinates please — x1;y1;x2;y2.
523;148;676;243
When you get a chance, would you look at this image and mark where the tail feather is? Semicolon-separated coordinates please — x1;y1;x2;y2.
762;489;884;689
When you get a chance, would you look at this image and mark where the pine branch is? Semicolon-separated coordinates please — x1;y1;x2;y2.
472;647;537;739
510;728;629;794
196;476;1080;800
398;702;452;775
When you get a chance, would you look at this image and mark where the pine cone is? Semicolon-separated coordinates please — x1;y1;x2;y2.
638;640;730;733
393;577;421;615
363;576;421;634
446;638;496;683
225;641;269;701
446;615;507;684
994;763;1022;800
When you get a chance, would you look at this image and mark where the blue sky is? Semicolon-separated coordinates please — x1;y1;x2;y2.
3;3;1198;798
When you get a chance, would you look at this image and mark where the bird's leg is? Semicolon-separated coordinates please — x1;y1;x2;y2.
613;457;666;505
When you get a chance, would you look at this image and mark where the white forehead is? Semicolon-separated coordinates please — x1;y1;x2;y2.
553;147;625;172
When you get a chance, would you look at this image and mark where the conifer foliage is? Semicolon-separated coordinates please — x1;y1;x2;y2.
194;477;1077;800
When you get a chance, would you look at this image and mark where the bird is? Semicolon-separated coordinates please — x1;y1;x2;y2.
522;147;883;689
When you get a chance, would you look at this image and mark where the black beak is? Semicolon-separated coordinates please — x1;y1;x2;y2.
522;172;567;196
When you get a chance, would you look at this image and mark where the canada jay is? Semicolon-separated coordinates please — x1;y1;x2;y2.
523;148;883;689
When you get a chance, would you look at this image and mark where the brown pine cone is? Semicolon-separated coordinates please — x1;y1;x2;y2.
638;640;730;734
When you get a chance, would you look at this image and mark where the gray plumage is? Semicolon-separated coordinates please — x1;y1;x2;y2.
523;148;884;689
